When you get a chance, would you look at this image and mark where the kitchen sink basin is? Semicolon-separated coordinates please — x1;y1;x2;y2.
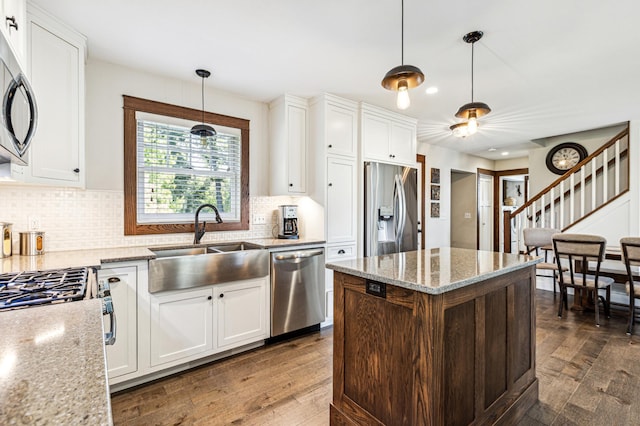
150;247;208;258
206;242;263;253
148;242;268;293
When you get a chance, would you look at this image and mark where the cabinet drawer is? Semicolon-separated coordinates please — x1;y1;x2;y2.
326;244;356;261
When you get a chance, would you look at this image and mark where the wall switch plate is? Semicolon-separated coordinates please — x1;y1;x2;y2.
28;216;41;230
464;212;472;219
253;214;266;225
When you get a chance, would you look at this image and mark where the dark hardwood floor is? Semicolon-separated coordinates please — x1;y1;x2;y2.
111;289;640;425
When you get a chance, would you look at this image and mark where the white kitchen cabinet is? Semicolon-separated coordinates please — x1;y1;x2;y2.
14;4;85;186
326;157;357;243
269;94;308;195
323;243;357;326
215;277;269;350
150;287;214;367
309;94;359;243
1;0;26;64
361;103;417;166
99;265;138;380
323;97;358;158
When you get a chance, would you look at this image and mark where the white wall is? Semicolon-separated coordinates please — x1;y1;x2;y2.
418;143;493;248
494;157;528;171
528;123;626;195
0;59;299;252
85;59;270;196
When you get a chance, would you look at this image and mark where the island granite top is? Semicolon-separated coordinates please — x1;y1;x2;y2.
326;247;541;294
0;299;112;425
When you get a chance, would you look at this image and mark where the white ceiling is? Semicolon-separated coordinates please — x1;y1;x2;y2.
31;0;640;160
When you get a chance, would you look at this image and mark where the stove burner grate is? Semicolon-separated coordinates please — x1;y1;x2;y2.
0;267;89;310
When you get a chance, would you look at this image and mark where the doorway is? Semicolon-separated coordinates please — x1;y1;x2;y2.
450;170;477;249
477;172;493;251
493;168;528;252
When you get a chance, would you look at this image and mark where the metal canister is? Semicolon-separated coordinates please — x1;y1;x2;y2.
0;222;11;258
19;231;45;256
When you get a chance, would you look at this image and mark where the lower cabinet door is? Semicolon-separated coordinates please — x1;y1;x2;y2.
215;277;269;350
150;287;214;367
99;266;137;379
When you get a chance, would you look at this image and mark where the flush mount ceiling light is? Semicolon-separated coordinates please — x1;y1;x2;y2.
450;31;491;137
381;0;424;110
190;69;216;139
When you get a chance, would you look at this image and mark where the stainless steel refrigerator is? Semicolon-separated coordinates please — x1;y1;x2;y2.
364;161;419;257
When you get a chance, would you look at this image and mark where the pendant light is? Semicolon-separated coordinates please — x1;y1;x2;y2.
190;69;216;140
450;31;491;137
381;0;424;110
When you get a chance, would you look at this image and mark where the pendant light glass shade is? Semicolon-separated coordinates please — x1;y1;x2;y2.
381;0;424;110
451;31;490;137
191;69;216;139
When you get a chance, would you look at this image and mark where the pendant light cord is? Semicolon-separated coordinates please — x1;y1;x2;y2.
470;41;475;102
201;76;205;125
401;0;404;65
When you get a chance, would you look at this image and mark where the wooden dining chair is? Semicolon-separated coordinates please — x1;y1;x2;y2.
523;227;566;295
620;237;640;335
552;233;613;327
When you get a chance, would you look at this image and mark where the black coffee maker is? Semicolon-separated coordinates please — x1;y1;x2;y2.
277;205;299;239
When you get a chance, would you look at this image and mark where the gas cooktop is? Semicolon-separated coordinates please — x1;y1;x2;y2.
0;267;89;310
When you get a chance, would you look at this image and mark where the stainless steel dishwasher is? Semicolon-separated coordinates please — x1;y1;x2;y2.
270;247;325;337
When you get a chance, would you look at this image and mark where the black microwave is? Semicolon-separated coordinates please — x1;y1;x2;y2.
0;32;37;165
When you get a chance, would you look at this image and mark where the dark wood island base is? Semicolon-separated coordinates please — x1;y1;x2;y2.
330;263;538;425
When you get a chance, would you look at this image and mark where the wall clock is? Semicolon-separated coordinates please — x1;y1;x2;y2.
545;142;588;175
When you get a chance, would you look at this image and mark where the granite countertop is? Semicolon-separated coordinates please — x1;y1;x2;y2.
0;238;326;274
0;299;112;425
326;247;541;295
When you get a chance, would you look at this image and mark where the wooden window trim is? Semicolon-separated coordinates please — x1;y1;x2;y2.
123;95;250;235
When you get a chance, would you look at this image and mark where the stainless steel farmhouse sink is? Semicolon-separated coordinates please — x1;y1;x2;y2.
148;242;269;293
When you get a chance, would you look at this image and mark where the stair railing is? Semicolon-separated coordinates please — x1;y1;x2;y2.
504;127;629;253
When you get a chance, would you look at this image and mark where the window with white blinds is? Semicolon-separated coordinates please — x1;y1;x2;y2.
136;113;242;224
123;95;249;235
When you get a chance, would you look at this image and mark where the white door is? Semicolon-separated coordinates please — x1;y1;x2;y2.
390;121;416;165
362;113;391;161
100;266;138;379
215;278;268;350
325;102;357;157
286;103;307;193
478;174;493;251
326;158;357;243
150;288;214;367
29;21;81;183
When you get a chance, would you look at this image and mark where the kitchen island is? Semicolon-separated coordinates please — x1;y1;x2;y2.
326;247;541;426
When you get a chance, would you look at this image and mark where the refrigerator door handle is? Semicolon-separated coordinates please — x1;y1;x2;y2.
394;174;407;250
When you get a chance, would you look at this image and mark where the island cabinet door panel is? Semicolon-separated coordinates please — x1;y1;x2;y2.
443;300;476;426
339;280;415;425
483;287;508;409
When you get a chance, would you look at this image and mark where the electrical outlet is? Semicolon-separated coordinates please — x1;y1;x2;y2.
28;216;41;230
253;214;266;225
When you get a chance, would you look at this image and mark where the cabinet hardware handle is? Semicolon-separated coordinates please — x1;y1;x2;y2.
328;144;333;148
289;183;293;187
219;294;224;298
328;183;333;187
73;168;80;173
338;249;345;254
107;277;121;283
389;154;393;158
207;295;212;300
6;16;17;31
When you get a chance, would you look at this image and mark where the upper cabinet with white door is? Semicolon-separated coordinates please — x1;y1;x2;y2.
1;0;26;65
269;94;308;195
13;4;86;187
360;103;417;167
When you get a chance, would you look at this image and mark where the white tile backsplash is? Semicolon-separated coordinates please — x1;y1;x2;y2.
0;183;298;252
